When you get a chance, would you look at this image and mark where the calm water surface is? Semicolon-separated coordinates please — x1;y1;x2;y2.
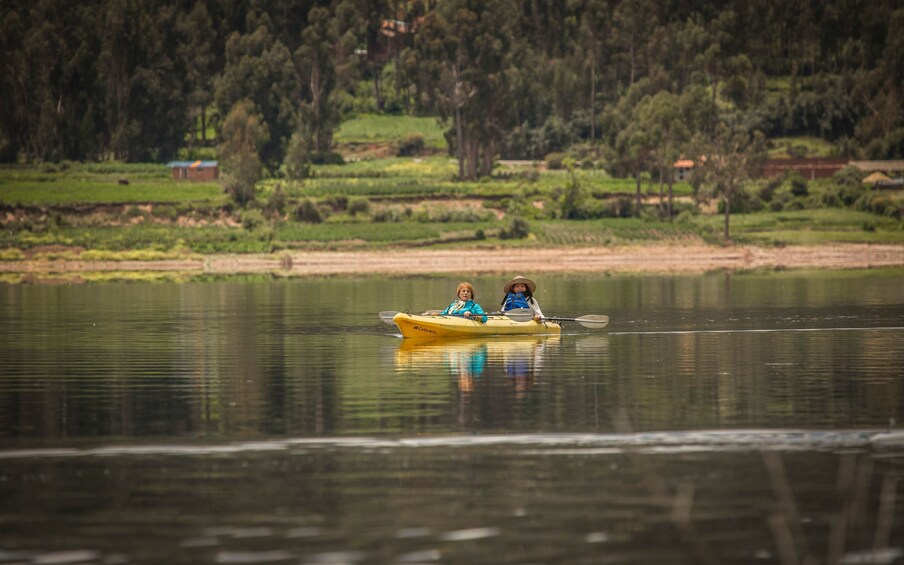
1;272;903;564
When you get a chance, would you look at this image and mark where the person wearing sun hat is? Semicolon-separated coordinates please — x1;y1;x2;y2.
500;275;544;322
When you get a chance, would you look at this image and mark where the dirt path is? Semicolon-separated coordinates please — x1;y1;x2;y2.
3;243;902;277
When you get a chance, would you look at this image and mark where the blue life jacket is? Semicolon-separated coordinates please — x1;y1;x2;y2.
502;292;531;311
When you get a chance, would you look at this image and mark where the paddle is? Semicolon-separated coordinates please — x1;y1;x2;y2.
504;308;610;329
379;310;501;325
379;308;609;329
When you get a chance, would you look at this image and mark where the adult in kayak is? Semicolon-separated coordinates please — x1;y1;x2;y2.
500;275;544;322
437;282;487;322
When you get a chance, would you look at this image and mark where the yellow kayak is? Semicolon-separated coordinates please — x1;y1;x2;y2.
392;312;561;338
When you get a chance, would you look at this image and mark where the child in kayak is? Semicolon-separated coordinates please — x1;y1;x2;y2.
500;275;544;322
439;282;487;322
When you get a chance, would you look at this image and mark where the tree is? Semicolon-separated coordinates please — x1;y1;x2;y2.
219;100;269;207
414;0;522;180
635;92;686;218
177;2;217;146
98;0;190;161
215;12;299;173
698;113;766;240
574;0;612;147
296;5;341;158
612;0;656;88
856;8;904;158
606;79;664;216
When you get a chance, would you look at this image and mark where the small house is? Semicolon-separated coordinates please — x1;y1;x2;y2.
166;160;218;181
673;159;695;181
862;172;891;186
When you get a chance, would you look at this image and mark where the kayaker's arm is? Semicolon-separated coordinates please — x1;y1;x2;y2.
469;302;487;323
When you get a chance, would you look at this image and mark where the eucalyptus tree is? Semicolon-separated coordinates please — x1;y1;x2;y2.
573;0;612;146
697;112;766;240
357;0;393;110
612;0;657;88
295;3;359;158
0;1;72;161
634;91;687;218
219;99;268;206
215;10;298;172
615;118;654;216
413;0;522;180
857;7;904;158
177;2;217;145
604;77;669;215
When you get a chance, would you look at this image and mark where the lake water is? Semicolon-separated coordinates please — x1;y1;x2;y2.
1;271;903;564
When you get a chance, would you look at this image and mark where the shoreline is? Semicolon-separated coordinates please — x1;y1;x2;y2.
1;243;903;278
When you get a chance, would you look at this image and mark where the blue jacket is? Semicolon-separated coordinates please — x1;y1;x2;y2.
441;299;487;323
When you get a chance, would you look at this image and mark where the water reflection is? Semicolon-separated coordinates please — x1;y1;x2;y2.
395;336;562;394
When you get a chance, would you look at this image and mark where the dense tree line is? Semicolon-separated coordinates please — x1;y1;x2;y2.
2;0;902;180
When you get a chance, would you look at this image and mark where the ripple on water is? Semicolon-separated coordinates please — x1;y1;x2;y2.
0;429;898;461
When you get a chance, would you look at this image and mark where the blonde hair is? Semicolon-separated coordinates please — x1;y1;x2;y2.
455;282;476;299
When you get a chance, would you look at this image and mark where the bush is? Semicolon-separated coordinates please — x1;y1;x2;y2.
858;194;902;219
757;177;782;202
604;196;635;218
545;152;565;170
788;171;809;197
500;216;531;239
284;132;311;180
739;193;765;212
321;195;348;211
786;143;809;159
395;133;425;156
372;205;409;222
831;166;867;205
310;151;345;165
266;184;287;214
241;209;266;230
294;198;325;223
347;196;372;216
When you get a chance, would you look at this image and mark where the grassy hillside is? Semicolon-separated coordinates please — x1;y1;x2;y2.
1;115;902;259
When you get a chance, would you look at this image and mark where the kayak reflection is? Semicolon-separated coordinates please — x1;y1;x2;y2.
395;335;562;392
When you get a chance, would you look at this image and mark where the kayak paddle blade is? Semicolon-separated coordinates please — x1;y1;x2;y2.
503;308;535;322
573;315;609;329
378;311;400;325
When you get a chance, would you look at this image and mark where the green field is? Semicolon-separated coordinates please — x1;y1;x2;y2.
0;164;226;206
0;125;901;259
691;209;904;244
334;114;447;149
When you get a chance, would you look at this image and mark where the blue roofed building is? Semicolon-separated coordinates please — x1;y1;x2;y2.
166;160;219;181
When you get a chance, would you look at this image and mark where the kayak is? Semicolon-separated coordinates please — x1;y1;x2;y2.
391;312;561;338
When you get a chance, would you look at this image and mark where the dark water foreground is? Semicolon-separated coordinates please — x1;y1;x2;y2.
1;272;903;564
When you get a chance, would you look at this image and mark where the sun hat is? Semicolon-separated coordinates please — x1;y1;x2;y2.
503;275;536;294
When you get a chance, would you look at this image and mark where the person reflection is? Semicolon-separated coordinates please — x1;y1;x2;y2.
503;343;537;394
497;336;558;395
449;343;487;393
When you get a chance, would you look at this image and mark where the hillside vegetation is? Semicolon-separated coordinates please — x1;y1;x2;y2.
2;122;902;259
1;2;903;259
